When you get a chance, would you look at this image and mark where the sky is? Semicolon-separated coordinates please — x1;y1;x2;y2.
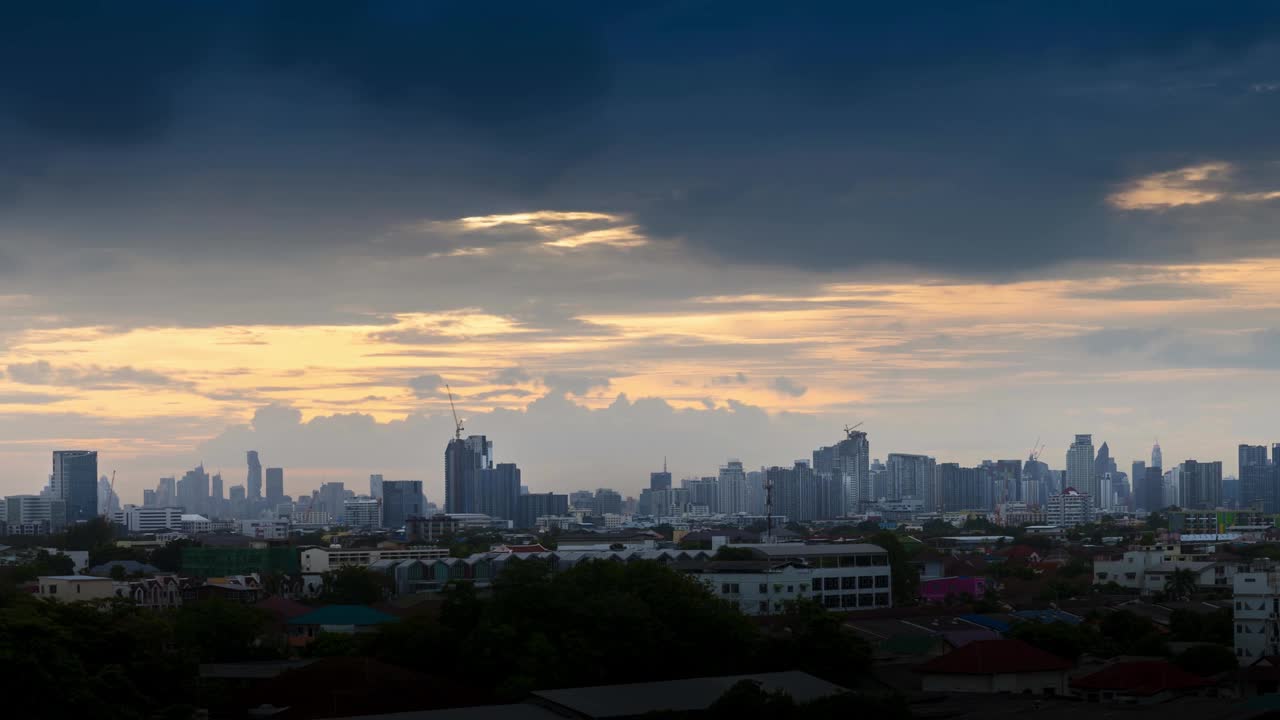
2;1;1280;503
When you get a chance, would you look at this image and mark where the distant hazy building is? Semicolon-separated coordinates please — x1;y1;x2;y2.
814;428;870;516
445;434;493;514
52;451;98;524
319;482;346;522
650;465;672;492
939;464;983;512
1065;435;1097;508
516;492;568;529
682;477;719;514
1151;441;1163;470
5;495;67;533
369;474;384;500
246;451;263;501
382;480;424;530
265;467;284;504
228;485;246;502
210;473;223;502
593;488;623;516
142;489;157;507
1046;487;1093;527
113;505;182;533
887;453;936;508
767;461;818;523
475;463;521;522
1179;460;1223;510
717;460;749;515
344;498;381;529
1241;445;1269;475
156;477;176;507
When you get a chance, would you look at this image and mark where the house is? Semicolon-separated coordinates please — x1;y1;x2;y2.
920;576;988;604
36;575;116;602
287;605;399;646
1070;660;1208;703
88;559;161;577
916;639;1072;695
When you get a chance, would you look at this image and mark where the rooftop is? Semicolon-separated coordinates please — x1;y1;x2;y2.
1071;660;1207;696
288;605;400;626
917;639;1072;675
742;543;887;557
39;575;112;581
530;671;846;718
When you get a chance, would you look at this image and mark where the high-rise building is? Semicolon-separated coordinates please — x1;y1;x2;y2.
1179;460;1222;510
246;451;263;501
650;463;672;492
593;488;623;516
1241;463;1279;513
1240;445;1269;476
717;460;749;515
156;476;176;507
319;482;346;521
265;467;284;504
767;461;818;523
52;450;98;524
1066;434;1097;506
939;463;983;511
516;492;569;529
344;498;381;529
97;474;120;518
682;477;719;514
886;453;936;506
370;474;384;500
211;473;223;501
382;480;424;530
142;489;157;507
228;485;246;502
177;464;210;514
814;428;869;516
445;435;493;514
1151;441;1163;471
1021;456;1052;508
869;459;889;502
475;463;521;521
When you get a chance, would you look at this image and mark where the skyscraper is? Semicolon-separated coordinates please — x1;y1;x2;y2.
319;482;346;521
246;451;263;501
682;477;719;513
382;480;424;530
1151;441;1163;471
717;460;749;515
211;472;223;501
516;492;569;529
1179;460;1222;510
52;450;98;524
156;477;176;507
369;474;384;500
886;453;936;506
1066;434;1097;506
814;428;870;515
767;461;817;523
445;435;492;514
475;463;521;521
1240;444;1268;475
593;488;623;516
265;467;284;504
650;462;672;492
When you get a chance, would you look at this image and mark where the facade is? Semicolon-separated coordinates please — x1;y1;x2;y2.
265;467;284;504
1066;434;1097;508
742;543;891;611
344;498;381;529
1045;488;1093;527
181;546;299;577
1235;568;1280;663
300;546;449;573
6;495;68;533
1093;544;1238;595
180;514;212;534
382;480;424;530
767;462;818;524
650;468;672;491
1242;463;1279;513
515;492;569;529
683;561;815;615
445;434;493;514
717;461;749;515
886;453;936;507
240;519;289;539
1178;460;1223;510
369;474;384;500
53;450;98;524
918;639;1071;695
37;575;116;603
475;463;520;522
246;450;263;501
813;429;870;515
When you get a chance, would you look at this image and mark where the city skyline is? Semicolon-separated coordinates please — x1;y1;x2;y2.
3;5;1280;499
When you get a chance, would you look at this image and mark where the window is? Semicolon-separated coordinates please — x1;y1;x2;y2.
48;585;57;595
824;595;840;608
842;594;858;608
856;555;872;567
759;601;769;614
872;555;889;566
824;577;839;591
875;575;889;588
840;555;857;568
859;576;873;589
721;583;740;594
859;593;873;607
841;576;857;590
787;585;794;593
875;592;890;606
759;583;768;594
76;584;81;593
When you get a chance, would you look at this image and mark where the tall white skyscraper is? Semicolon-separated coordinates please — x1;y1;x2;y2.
1066;434;1097;507
1151;441;1163;470
717;460;749;515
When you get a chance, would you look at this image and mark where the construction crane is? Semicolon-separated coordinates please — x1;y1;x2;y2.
1028;437;1045;462
446;384;464;440
843;421;864;438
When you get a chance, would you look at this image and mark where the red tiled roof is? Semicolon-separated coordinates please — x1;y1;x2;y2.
1071;661;1207;696
917;639;1071;675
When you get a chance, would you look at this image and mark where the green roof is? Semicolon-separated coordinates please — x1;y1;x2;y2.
879;634;944;656
287;605;399;626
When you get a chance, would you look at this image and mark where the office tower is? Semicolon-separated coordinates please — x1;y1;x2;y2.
52;450;98;524
265;467;284;504
156;477;176;507
767;461;817;524
1241;445;1269;476
1178;460;1222;510
142;489;157;507
5;495;68;533
1138;466;1164;512
344;498;381;529
650;462;672;492
717;460;749;515
682;477;719;514
246;451;263;501
869;459;889;501
939;463;983;511
1066;434;1097;506
1241;462;1279;513
319;482;346;521
994;459;1023;504
1223;475;1240;508
593;488;623;516
370;474;384;500
445;434;493;514
814;428;870;516
229;484;246;501
475;463;521;521
382;480;424;529
211;473;223;501
569;490;596;511
886;453;936;506
97;474;120;517
1151;441;1163;470
177;464;210;514
1021;455;1051;508
516;492;569;529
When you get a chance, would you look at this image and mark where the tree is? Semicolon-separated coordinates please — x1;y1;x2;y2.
58;518;114;552
868;532;918;605
150;539;196;573
1164;568;1198;601
1173;644;1238;676
319;566;391;604
109;564;127;581
174;599;274;663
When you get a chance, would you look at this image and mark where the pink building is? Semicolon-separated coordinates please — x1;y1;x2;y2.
920;575;988;604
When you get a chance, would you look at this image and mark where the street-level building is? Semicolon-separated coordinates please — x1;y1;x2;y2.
738;543;892;611
37;575;116;603
1235;568;1280;663
300;546;450;573
678;560;814;615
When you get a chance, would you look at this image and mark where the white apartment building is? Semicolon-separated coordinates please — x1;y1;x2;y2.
1045;488;1093;527
1234;569;1280;663
241;519;289;540
113;505;184;533
739;543;892;611
685;561;814;615
301;546;450;573
344;498;381;529
1093;543;1239;594
37;575;117;603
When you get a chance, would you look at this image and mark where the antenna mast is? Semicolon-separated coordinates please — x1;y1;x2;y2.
446;384;463;440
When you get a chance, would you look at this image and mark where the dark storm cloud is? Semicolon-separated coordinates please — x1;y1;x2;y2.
3;1;1280;273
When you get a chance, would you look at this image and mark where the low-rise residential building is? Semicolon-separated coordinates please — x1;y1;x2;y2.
917;639;1071;695
240;519;289;540
678;560;814;615
36;575;117;603
1070;660;1208;703
1235;568;1280;663
1093;543;1239;595
300;545;450;573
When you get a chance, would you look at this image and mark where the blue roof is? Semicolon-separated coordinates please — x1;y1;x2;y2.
959;614;1011;633
287;605;399;626
1011;609;1082;625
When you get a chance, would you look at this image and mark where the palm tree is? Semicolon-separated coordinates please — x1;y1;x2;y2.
1164;567;1198;600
